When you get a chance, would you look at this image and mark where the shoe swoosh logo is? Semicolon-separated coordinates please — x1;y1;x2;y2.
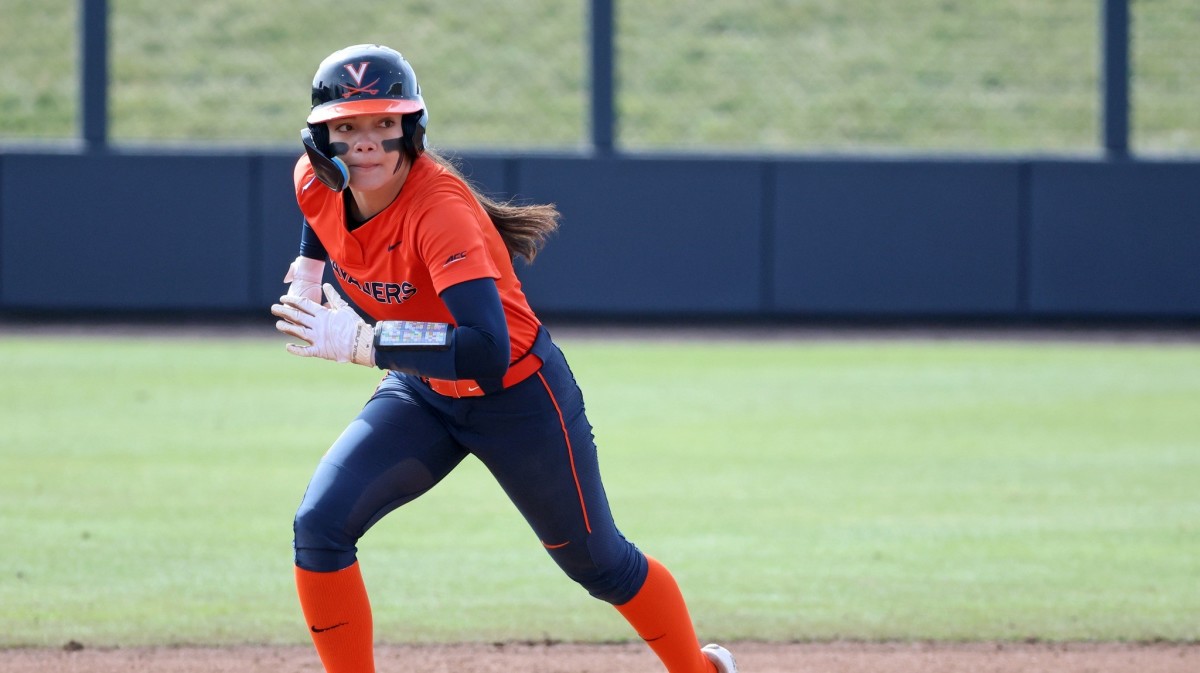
467;386;480;392
311;622;349;633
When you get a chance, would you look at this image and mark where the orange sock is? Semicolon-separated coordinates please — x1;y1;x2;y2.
295;562;375;673
614;556;716;673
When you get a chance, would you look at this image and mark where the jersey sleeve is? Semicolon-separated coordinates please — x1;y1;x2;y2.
411;188;501;295
293;155;313;191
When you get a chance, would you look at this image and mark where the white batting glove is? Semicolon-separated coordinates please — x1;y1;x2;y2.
271;283;375;367
283;256;326;304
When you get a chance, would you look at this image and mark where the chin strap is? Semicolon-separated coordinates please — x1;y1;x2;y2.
301;128;349;192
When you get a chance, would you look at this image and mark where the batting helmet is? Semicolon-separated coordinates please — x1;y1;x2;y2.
307;44;428;158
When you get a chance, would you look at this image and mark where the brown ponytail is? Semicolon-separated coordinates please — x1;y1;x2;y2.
426;150;560;264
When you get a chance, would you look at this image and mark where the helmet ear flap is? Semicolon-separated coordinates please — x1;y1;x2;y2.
301;125;349;192
401;110;428;157
306;122;331;154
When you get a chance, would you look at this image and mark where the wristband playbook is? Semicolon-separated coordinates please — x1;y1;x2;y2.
375;320;451;350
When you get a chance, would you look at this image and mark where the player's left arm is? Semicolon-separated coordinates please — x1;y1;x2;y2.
272;187;511;374
270;278;509;379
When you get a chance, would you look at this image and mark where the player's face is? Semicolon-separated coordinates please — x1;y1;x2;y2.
327;114;409;194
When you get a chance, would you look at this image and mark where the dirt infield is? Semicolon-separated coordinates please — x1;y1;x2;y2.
2;640;1198;673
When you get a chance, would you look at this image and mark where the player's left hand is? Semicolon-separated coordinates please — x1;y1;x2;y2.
271;283;375;366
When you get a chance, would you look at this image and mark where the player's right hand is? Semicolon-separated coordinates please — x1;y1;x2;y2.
283;255;326;303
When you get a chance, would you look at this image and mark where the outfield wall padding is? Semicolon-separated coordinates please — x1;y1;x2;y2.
1;151;1196;319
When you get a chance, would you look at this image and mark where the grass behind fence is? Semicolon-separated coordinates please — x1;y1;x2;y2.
1;333;1197;647
1;0;1196;153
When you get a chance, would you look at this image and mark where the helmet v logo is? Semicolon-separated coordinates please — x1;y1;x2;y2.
344;62;369;86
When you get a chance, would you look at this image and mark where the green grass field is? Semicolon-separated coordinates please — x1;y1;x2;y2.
1;332;1197;647
1;1;1197;153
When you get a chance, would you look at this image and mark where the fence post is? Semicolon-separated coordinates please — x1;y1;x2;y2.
81;0;109;152
1102;0;1130;158
590;0;615;155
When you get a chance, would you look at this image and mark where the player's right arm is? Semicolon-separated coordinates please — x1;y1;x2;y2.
283;157;330;303
283;221;328;303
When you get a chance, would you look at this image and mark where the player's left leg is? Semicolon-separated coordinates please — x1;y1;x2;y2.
463;337;719;673
614;556;727;673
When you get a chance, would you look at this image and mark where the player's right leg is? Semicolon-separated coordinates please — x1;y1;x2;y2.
292;373;467;673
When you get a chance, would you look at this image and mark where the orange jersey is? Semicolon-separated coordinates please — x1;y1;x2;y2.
294;153;541;360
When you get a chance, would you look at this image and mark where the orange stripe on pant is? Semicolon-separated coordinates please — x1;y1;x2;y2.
537;370;592;534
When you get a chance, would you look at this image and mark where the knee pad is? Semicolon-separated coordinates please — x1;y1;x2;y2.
545;532;648;605
293;502;360;572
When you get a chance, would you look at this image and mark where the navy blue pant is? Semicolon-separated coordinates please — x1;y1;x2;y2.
293;330;649;605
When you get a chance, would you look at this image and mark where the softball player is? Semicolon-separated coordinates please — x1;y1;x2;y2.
270;44;737;673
